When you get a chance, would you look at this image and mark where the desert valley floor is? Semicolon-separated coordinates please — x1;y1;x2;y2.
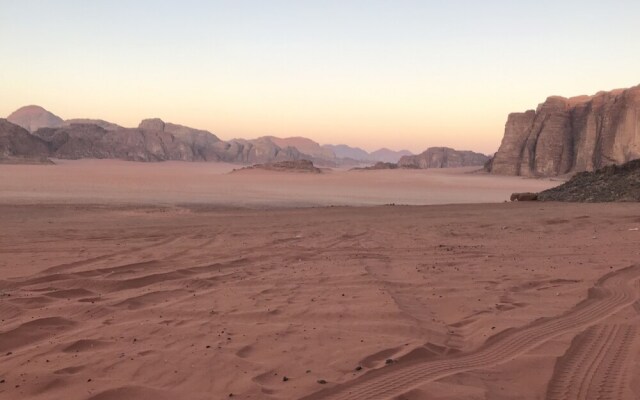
1;162;640;400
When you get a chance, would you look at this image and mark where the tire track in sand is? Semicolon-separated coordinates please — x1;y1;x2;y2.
300;265;640;400
546;324;637;400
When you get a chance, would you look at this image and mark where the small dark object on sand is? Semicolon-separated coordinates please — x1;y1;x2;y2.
317;379;327;384
510;192;538;201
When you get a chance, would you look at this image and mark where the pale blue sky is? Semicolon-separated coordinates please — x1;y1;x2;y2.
1;0;639;152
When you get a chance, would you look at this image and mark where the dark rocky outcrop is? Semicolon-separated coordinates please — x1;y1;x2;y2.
510;192;538;201
233;159;322;173
489;85;640;177
398;147;489;169
352;162;398;170
537;159;640;202
0;119;51;163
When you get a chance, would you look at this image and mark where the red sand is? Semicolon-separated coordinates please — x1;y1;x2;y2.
1;162;639;399
0;159;558;206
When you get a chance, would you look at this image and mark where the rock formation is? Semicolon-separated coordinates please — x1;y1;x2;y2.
489;85;640;177
398;147;489;169
233;159;322;173
266;136;335;160
537;159;640;202
7;105;64;132
323;144;371;161
352;162;399;170
369;148;413;163
1;105;437;167
64;119;123;131
0;119;51;163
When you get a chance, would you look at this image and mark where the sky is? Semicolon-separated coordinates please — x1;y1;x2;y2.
1;1;639;154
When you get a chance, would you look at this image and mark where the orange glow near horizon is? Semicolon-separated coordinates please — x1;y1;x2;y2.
2;2;640;154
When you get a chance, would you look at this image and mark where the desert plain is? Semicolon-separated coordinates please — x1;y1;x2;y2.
1;162;640;400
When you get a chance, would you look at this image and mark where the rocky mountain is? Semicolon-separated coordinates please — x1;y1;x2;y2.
489;84;640;177
228;137;305;164
323;144;371;161
398;147;489;169
0;114;309;164
370;148;413;163
538;159;640;202
266;136;335;160
0;119;51;163
7;105;64;132
1;105;429;167
64;119;123;131
34;121;199;162
233;159;322;174
352;162;398;170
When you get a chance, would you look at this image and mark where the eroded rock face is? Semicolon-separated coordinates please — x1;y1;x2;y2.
398;147;489;169
490;85;640;176
25;119;305;164
0;119;50;161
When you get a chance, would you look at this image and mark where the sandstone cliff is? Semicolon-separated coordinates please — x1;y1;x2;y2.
2;105;417;166
29;119;307;163
398;147;489;169
0;119;50;162
0;116;309;164
490;85;640;176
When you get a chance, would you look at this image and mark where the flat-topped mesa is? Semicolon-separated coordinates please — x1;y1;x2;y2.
138;118;166;132
489;84;640;177
398;147;489;169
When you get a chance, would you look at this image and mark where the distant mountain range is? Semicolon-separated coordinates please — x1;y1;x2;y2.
2;105;486;168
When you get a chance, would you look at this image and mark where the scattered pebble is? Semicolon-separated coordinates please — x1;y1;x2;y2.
385;359;394;365
317;379;327;384
282;376;289;382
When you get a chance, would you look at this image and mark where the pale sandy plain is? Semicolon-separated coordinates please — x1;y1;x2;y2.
1;161;640;400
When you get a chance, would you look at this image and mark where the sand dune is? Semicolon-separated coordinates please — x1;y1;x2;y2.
1;201;640;399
